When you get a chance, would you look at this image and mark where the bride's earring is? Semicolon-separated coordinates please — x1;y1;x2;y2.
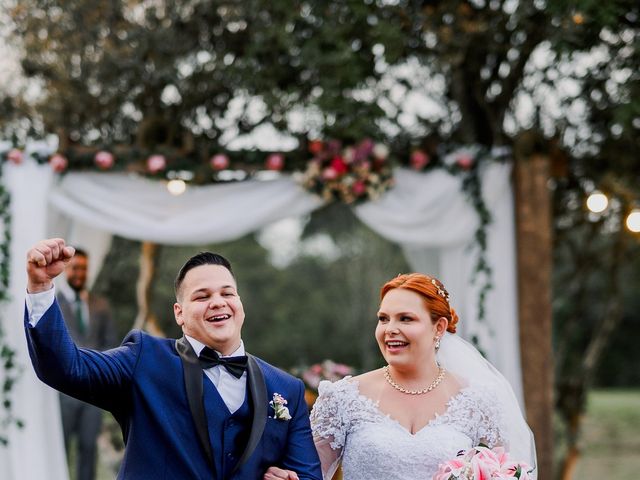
434;336;441;351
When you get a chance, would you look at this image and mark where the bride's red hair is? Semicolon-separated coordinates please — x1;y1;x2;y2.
380;273;458;334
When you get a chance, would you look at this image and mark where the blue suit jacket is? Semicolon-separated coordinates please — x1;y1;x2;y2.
25;300;322;480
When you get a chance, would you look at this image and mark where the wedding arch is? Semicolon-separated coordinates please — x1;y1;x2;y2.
0;139;521;480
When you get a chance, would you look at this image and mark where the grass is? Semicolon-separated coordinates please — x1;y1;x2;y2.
573;389;640;480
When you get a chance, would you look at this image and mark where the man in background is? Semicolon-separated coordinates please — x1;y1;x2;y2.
56;248;116;480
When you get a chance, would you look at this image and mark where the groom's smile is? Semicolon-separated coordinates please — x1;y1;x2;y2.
173;264;245;355
206;313;231;323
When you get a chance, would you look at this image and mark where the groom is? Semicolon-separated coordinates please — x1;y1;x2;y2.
24;238;321;480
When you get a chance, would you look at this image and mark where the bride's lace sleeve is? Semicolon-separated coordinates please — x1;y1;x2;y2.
309;379;354;480
472;386;508;448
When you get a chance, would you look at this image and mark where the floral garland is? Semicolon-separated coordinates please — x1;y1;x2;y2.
0;140;502;430
0;149;23;446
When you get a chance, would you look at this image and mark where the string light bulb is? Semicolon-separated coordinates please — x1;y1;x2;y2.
626;209;640;233
586;191;608;213
167;179;186;196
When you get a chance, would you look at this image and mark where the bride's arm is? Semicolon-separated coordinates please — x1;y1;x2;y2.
309;380;351;480
313;436;343;480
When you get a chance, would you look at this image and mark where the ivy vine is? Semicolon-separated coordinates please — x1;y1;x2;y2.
437;145;509;349
0;157;23;446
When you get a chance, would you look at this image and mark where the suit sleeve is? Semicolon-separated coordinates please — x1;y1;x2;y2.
24;298;140;412
280;379;323;480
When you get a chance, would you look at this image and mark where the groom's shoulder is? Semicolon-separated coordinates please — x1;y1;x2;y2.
251;354;302;387
120;329;176;352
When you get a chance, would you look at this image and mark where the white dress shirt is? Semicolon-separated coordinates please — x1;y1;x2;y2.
26;287;247;413
184;335;247;413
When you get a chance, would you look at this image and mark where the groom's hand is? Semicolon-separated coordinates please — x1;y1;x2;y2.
26;238;75;293
263;466;299;480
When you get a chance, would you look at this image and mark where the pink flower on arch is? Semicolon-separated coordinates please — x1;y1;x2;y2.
410;149;430;170
209;154;230;171
49;154;68;173
265;153;285;171
457;153;475;170
146;154;167;173
94;150;115;170
7;148;23;165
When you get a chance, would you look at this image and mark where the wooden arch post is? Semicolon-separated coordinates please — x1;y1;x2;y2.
513;132;554;479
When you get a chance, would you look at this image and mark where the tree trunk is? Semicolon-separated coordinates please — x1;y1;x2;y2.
133;241;164;335
513;132;554;479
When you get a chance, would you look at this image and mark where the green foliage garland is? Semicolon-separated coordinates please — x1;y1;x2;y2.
0;156;23;446
417;144;507;348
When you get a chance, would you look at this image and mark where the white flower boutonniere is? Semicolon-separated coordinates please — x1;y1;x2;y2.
269;393;292;421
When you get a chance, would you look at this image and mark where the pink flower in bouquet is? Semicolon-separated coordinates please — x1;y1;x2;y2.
330;156;348;175
308;139;324;155
7;148;23;164
302;368;322;390
433;457;467;480
352;180;367;196
265;153;285;171
146;154;167;173
410;149;430;170
433;445;532;480
326;139;342;155
298;360;354;392
49;153;68;173
209;153;230;171
353;138;374;161
322;166;339;181
94;150;115;170
332;363;353;377
470;446;501;479
343;147;356;164
372;143;389;161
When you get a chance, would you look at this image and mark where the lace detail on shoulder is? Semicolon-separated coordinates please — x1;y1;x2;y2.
310;377;384;450
432;384;506;448
310;378;356;450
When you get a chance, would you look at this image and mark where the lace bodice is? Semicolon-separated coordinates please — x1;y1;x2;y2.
310;377;506;480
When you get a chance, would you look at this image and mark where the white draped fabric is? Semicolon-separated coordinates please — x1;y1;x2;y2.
0;145;520;479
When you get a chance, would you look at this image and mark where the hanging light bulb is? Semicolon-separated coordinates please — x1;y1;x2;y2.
167;179;186;196
586;191;608;213
626;209;640;233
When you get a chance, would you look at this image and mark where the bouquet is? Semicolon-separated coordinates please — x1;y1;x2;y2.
296;360;354;392
300;138;394;204
433;445;533;480
292;360;354;409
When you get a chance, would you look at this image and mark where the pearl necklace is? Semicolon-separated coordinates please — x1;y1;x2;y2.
383;365;446;395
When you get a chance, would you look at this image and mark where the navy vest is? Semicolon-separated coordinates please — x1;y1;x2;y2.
203;378;253;479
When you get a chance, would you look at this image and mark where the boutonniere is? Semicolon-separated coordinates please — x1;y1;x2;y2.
269;393;292;421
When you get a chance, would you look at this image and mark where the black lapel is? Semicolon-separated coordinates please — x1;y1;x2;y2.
229;354;267;477
175;337;216;476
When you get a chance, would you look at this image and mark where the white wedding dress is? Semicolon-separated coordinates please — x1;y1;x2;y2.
310;377;506;480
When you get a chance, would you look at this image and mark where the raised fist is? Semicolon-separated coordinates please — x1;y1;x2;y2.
26;238;75;293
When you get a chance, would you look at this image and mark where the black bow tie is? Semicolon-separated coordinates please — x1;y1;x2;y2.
198;346;248;379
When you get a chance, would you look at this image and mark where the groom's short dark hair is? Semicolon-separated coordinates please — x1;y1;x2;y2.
174;252;234;299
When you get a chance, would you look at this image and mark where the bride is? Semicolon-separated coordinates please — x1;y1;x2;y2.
310;273;537;479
